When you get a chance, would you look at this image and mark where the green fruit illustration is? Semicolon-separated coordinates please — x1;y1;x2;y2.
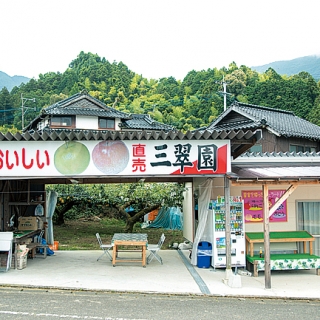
54;141;90;174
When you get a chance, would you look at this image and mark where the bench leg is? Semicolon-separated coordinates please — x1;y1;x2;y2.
253;261;259;277
28;248;36;259
316;268;320;276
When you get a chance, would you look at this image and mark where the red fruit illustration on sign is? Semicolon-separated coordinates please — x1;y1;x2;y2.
92;141;129;174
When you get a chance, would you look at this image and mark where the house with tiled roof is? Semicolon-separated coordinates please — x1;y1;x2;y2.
24;91;175;133
195;101;320;262
206;101;320;154
119;113;174;132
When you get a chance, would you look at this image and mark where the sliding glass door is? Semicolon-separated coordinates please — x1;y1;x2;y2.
297;201;320;256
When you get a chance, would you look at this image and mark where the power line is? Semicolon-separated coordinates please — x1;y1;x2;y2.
21;93;36;128
0;108;16;113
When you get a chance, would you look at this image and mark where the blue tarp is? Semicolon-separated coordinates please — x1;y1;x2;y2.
38;238;54;256
147;207;183;230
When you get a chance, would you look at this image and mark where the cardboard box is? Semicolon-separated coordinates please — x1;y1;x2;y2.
18;217;43;231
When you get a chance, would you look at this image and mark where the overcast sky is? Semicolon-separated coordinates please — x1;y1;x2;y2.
1;0;319;81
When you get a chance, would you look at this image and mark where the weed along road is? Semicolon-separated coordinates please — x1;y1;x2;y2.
0;288;319;320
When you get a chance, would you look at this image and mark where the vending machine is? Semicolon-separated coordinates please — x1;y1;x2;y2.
210;196;246;268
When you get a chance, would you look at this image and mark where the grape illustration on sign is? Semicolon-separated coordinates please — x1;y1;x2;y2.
92;140;129;174
54;141;90;174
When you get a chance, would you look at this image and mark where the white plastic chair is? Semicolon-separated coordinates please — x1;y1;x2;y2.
147;233;166;264
96;233;113;261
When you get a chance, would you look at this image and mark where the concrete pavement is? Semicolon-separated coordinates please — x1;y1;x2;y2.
0;249;320;300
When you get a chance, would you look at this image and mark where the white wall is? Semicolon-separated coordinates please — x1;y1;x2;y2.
115;118;121;130
187;178;320;252
231;184;320;233
75;116;122;130
232;183;320;252
76;116;98;129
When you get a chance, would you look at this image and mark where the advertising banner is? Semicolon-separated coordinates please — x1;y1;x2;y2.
0;139;230;177
242;190;287;223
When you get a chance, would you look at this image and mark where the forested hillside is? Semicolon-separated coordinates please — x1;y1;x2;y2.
252;55;320;81
1;51;320;132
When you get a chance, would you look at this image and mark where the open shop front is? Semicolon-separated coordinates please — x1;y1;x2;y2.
192;158;320;289
0;128;261;271
0;179;57;270
0;128;319;291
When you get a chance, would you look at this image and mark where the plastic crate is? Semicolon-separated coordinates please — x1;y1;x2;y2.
16;255;27;270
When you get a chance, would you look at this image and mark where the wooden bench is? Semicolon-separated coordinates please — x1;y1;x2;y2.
26;230;48;259
245;231;320;276
27;242;48;259
245;231;315;257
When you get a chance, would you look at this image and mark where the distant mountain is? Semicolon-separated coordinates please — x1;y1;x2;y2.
0;71;30;91
251;55;320;80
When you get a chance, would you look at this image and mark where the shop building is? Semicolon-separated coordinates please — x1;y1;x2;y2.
1;94;320;282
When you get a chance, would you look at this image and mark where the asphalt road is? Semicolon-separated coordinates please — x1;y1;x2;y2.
0;287;319;320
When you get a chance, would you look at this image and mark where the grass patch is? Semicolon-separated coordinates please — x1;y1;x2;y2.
52;218;185;250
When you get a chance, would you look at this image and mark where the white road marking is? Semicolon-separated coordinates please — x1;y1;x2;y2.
0;310;146;320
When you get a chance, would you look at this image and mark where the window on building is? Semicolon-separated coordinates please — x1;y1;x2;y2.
297;201;320;256
99;118;115;130
248;144;262;153
50;116;75;128
305;146;316;153
290;145;316;153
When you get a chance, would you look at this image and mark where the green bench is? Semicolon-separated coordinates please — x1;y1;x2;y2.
245;231;320;277
246;253;320;277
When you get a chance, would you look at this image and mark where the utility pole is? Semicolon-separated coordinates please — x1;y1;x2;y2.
21;93;36;129
216;76;229;111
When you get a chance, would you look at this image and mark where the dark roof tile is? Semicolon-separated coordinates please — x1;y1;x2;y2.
44;92;130;119
207;102;320;140
121;114;174;131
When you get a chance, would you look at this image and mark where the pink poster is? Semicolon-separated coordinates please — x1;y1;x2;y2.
242;190;287;223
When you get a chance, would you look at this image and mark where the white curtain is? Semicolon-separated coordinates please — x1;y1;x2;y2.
46;191;58;245
191;179;213;265
297;201;320;256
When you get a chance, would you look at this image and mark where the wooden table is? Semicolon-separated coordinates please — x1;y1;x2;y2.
245;231;315;257
112;233;148;267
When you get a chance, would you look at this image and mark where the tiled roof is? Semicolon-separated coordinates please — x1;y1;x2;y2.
43;92;131;119
206;102;320;140
0;129;261;159
121;114;174;131
234;151;320;166
0;128;259;141
1;128;262;159
231;151;320;180
231;165;320;180
239;151;320;159
24;92;175;132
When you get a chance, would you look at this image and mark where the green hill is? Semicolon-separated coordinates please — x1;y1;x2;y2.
252;55;320;80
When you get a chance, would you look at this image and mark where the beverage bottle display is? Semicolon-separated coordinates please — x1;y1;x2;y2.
210;197;246;268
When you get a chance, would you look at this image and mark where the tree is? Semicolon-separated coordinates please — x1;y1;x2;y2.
225;69;247;97
47;182;186;233
2;50;320;133
0;87;14;126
